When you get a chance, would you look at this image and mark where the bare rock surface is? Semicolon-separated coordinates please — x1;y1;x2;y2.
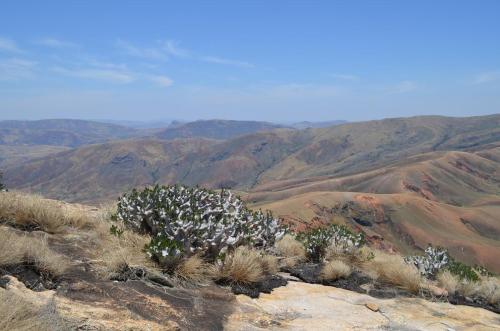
226;282;500;331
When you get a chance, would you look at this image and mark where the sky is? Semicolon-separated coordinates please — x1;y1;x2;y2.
0;0;499;122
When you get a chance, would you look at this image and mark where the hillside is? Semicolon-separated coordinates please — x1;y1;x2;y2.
154;119;287;140
5;115;499;202
3;114;500;270
0;119;139;147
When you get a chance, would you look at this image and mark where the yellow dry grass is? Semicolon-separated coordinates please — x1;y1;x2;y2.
320;260;352;281
175;255;211;283
364;250;423;294
260;254;279;275
476;276;500;305
275;234;306;268
218;247;264;284
0;191;94;233
325;244;374;267
92;228;154;279
0;227;69;277
437;270;459;295
0;290;67;331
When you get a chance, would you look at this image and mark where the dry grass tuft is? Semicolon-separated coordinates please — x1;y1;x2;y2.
0;227;69;276
476;276;500;305
275;234;306;268
365;250;423;294
0;290;67;331
0;191;95;233
459;279;480;298
320;260;352;281
93;229;154;279
325;244;374;267
175;255;211;283
218;246;264;284
437;270;459;295
260;254;279;275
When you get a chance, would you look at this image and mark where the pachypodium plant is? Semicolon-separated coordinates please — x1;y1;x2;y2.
405;245;479;281
298;224;365;262
113;185;286;266
404;245;449;278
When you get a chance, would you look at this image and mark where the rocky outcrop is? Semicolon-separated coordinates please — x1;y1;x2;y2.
226;282;500;331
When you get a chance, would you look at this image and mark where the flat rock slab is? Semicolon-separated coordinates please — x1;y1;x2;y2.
226;281;500;331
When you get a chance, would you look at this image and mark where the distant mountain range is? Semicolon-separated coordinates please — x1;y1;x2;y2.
154;119;287;140
2;114;499;271
0;119;138;147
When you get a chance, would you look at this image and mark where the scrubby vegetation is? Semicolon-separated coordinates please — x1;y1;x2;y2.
297;224;364;262
111;184;287;289
113;185;286;268
405;245;481;282
0;187;497;323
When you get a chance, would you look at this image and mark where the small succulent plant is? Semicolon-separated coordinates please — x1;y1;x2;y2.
298;224;365;262
405;245;479;281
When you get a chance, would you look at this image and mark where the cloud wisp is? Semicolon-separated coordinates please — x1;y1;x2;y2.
385;80;418;94
200;56;254;68
116;39;254;68
331;73;359;81
53;66;134;83
35;38;79;48
0;37;22;53
0;58;37;81
472;70;500;85
147;75;174;87
116;39;168;61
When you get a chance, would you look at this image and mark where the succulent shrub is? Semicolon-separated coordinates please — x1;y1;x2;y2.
405;245;479;281
298;224;365;262
113;185;286;267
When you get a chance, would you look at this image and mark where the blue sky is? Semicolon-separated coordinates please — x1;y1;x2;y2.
0;0;499;122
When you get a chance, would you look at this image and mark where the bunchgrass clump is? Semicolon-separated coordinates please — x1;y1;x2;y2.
366;250;423;294
320;260;352;281
0;226;69;277
0;191;93;233
217;246;264;284
274;234;306;268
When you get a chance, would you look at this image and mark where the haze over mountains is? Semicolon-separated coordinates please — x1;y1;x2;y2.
2;114;500;271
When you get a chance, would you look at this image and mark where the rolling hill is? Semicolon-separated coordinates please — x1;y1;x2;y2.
154;119;287;140
0;119;139;147
3;114;500;271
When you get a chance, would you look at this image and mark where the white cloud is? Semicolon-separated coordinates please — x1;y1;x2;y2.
0;37;21;53
163;40;190;57
200;56;254;68
472;70;500;85
386;80;417;94
115;39;168;61
0;58;36;81
35;38;79;48
148;75;174;87
53;66;134;83
331;73;359;81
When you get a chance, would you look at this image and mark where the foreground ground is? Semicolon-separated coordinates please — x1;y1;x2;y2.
0;192;498;330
